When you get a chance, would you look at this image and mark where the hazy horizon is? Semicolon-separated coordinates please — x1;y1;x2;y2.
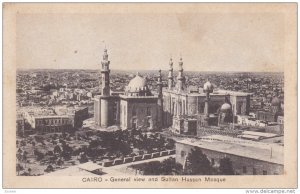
16;67;284;74
17;10;286;72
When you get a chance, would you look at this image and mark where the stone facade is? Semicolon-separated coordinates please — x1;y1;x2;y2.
94;95;120;127
119;96;159;130
25;113;74;133
94;50;251;132
163;90;251;128
162;59;251;131
176;140;283;175
94;49;162;131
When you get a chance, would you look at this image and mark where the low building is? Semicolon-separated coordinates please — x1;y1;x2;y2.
23;108;75;134
55;106;89;128
175;135;283;175
256;96;284;123
236;115;268;127
171;115;197;135
277;116;284;125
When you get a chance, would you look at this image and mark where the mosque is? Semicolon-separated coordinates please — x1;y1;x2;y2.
94;49;252;132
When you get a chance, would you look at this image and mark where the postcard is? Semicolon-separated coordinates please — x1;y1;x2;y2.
3;3;297;188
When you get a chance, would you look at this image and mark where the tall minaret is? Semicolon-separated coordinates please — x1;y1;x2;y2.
157;69;163;98
168;58;174;89
176;57;185;91
203;80;214;125
101;48;110;96
157;69;163;129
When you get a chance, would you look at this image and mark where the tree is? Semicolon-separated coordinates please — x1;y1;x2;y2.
22;153;28;168
28;168;32;175
54;145;62;155
34;135;44;143
136;158;182;175
160;157;176;175
34;149;45;161
16;152;22;162
219;157;235;175
61;143;73;160
46;150;54;156
185;148;213;175
166;139;175;149
16;164;23;175
78;152;88;163
56;158;64;166
142;161;161;175
44;165;54;172
20;140;26;147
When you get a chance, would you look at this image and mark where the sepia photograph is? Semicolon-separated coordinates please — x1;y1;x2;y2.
3;2;297;189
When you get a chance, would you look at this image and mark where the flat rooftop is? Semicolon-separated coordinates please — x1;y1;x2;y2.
119;94;158;99
27;110;56;117
177;135;283;165
163;88;251;97
216;89;252;96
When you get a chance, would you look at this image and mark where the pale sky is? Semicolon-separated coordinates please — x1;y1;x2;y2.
16;12;285;72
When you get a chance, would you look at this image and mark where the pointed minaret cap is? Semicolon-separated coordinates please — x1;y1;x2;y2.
178;57;183;70
169;58;173;67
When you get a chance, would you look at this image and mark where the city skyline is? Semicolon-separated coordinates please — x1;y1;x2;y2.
17;12;285;72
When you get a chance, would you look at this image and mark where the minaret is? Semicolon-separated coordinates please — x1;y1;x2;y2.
157;69;163;98
204;92;209;117
168;58;174;89
176;57;185;91
203;80;214;125
101;48;110;96
100;48;111;127
157;69;163;129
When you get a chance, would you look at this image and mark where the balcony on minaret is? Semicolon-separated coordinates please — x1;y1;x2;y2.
177;57;184;80
101;48;110;72
100;48;111;96
101;62;110;72
168;58;174;89
175;57;186;91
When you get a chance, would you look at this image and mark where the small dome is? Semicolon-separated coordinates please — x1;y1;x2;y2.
271;97;281;106
220;103;232;112
203;80;214;92
126;74;148;92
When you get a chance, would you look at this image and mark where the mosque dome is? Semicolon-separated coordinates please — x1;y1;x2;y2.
220;103;232;112
271;97;281;106
203;80;214;92
126;73;149;93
